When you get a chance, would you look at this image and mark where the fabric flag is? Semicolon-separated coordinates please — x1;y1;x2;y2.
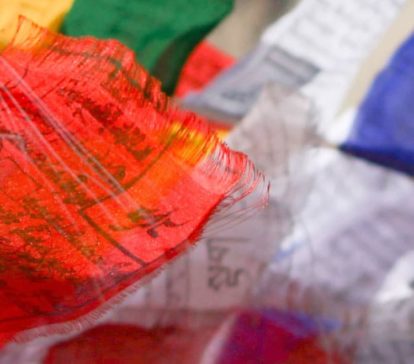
262;147;414;322
62;0;234;95
0;0;74;48
0;19;264;344
249;147;414;364
183;0;405;127
341;32;414;175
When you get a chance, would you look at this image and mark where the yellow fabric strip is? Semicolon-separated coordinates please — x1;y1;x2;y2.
0;0;74;48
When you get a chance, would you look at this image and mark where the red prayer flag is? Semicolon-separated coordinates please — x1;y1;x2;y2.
44;324;217;364
174;42;235;98
0;19;265;344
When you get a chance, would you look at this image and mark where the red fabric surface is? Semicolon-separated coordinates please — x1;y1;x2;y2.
44;324;216;364
0;20;263;343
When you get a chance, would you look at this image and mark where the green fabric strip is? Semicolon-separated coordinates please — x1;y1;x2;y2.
62;0;233;94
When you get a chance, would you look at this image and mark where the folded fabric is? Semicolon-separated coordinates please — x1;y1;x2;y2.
0;0;74;48
0;19;263;344
341;32;414;175
62;0;234;94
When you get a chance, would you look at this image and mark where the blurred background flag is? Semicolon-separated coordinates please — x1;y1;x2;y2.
0;0;74;48
341;32;414;176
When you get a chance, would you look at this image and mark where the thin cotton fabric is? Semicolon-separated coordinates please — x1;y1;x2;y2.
0;20;263;344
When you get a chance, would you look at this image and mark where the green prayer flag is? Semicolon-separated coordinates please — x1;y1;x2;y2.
62;0;234;94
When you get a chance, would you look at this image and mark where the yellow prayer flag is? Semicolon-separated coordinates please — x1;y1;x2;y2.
0;0;74;48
